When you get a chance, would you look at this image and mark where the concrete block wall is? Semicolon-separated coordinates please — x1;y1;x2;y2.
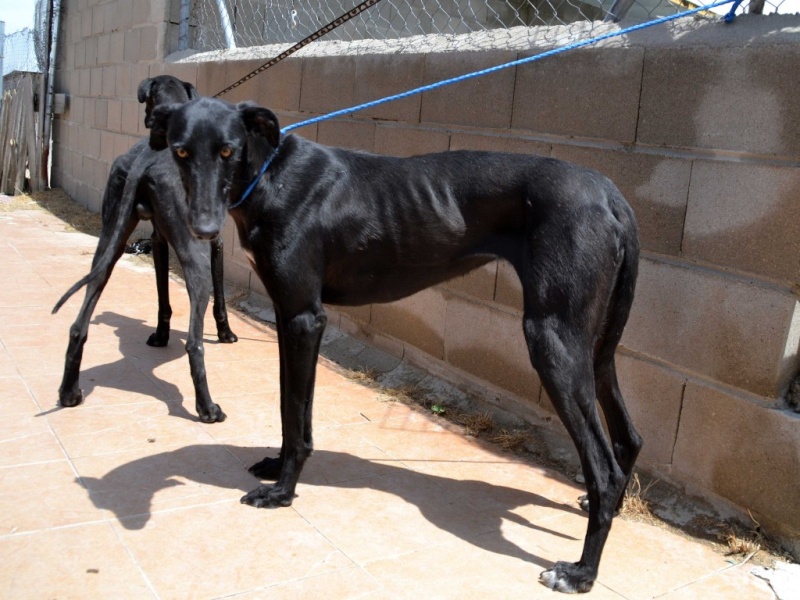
50;1;800;556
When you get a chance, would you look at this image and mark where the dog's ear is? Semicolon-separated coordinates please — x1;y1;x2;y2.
149;104;178;150
137;78;154;104
184;81;200;100
238;103;281;149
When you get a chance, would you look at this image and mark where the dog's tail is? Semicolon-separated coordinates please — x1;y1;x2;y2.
52;152;153;314
594;193;640;369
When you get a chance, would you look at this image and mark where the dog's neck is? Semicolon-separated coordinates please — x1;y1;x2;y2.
229;137;283;210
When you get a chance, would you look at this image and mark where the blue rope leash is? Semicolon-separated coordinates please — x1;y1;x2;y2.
234;0;737;207
281;0;736;135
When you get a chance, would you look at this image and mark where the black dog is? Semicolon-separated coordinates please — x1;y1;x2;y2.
53;77;236;423
149;97;642;593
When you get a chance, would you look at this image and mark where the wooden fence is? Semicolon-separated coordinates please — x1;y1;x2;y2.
0;73;44;195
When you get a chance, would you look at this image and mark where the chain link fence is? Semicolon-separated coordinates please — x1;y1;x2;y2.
182;0;791;54
2;29;41;78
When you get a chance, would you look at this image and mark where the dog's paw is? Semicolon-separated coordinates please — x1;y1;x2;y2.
240;484;295;508
539;562;595;594
217;328;238;344
196;402;227;423
146;331;169;347
59;388;85;408
248;456;282;480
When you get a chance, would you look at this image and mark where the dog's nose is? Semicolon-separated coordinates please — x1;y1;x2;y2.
191;222;220;240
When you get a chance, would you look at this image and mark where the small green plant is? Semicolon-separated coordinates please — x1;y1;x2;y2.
430;403;446;415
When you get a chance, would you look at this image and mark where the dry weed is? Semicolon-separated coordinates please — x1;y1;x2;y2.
620;474;658;524
458;411;495;436
489;428;527;453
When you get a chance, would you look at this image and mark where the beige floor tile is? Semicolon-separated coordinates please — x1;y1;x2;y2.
47;400;218;458
662;563;775;599
114;501;353;599
0;414;66;467
365;533;624;599
0;522;154;599
0;460;103;535
235;566;382;599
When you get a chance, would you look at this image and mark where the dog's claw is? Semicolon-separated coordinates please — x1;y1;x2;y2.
577;494;590;512
146;331;169;347
248;456;282;480
197;403;226;423
539;561;595;594
240;485;294;508
217;328;238;344
59;388;85;408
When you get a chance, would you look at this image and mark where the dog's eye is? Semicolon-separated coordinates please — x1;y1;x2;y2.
175;148;189;159
219;146;233;159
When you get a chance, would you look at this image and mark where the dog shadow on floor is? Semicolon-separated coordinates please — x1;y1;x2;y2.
49;311;225;422
77;443;583;569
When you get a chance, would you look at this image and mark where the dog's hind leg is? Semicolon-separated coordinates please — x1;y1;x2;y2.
525;316;627;593
146;226;172;347
58;217;139;407
210;235;238;343
243;306;327;507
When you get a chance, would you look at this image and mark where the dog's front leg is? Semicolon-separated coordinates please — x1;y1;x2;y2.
242;308;327;508
210;235;238;344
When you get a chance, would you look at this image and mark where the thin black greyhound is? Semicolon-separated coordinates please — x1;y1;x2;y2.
149;97;643;593
53;77;236;423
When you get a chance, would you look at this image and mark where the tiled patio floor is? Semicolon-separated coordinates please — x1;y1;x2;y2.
0;203;777;599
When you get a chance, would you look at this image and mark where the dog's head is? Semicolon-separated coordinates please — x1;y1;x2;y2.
137;76;199;129
149;97;280;240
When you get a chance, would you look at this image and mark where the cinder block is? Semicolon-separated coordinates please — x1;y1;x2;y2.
638;46;800;157
373;124;450;157
121;100;141;135
103;2;118;33
117;0;134;30
221;59;268;104
110;31;125;64
133;0;151;25
317;120;376;153
449;132;550;157
90;67;103;97
551;145;692;256
672;381;800;549
441;262;497;303
91;4;104;35
353;54;425;123
444;295;540;401
84;36;98;68
494;260;522;312
421;50;516;130
615;353;686;468
372;288;448;360
299;56;356;115
255;59;303;112
101;66;116;98
74;40;86;68
139;26;158;61
336;305;372;325
107;99;122;132
622;257;800;397
85;128;101;159
163;63;197;91
123;28;142;63
222;254;252;290
81;8;92;39
683;160;800;286
97;34;111;65
512;47;644;142
196;61;228;97
93;99;108;129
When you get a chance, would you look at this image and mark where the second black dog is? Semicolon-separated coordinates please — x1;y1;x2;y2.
53;77;236;423
149;97;642;593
